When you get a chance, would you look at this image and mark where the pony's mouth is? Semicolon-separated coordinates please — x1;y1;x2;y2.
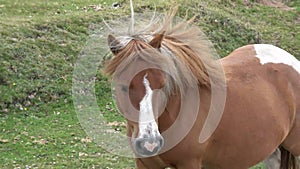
132;136;164;157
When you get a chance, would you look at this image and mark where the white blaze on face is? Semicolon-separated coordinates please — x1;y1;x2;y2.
137;75;160;138
254;44;300;74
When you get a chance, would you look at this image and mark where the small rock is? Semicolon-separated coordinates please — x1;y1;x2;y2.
0;139;9;143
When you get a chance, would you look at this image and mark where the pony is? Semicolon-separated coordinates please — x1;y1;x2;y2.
103;9;300;169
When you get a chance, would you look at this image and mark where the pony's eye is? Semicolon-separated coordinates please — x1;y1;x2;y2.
120;85;128;93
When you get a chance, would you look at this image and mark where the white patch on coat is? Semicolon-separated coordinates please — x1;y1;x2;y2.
254;44;300;74
137;75;160;138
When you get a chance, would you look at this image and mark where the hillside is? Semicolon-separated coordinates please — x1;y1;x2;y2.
0;0;299;168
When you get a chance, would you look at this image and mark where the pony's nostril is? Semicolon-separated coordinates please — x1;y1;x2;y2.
134;138;144;150
158;135;164;147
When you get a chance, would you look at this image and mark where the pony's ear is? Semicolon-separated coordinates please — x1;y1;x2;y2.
108;34;121;55
149;32;165;49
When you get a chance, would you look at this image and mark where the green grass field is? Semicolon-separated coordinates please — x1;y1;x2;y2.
0;0;299;168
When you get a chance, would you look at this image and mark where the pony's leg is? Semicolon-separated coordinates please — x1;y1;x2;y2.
176;159;201;169
281;113;300;156
136;159;149;169
136;157;176;169
263;148;281;169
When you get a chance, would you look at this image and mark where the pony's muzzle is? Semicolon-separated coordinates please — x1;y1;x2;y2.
132;135;164;157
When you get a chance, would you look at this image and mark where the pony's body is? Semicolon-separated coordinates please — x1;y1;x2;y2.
104;11;300;169
204;44;300;169
133;44;300;169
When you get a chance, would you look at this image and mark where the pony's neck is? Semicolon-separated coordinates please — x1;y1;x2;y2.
158;93;181;132
158;86;212;136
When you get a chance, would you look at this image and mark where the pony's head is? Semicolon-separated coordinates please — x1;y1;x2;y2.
104;10;221;157
106;33;167;157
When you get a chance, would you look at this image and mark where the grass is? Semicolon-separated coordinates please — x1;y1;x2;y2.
0;0;299;168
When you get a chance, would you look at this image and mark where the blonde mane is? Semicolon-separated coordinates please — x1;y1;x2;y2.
104;9;222;95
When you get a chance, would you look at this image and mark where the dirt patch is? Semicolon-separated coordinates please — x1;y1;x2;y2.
296;15;300;24
244;0;294;10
